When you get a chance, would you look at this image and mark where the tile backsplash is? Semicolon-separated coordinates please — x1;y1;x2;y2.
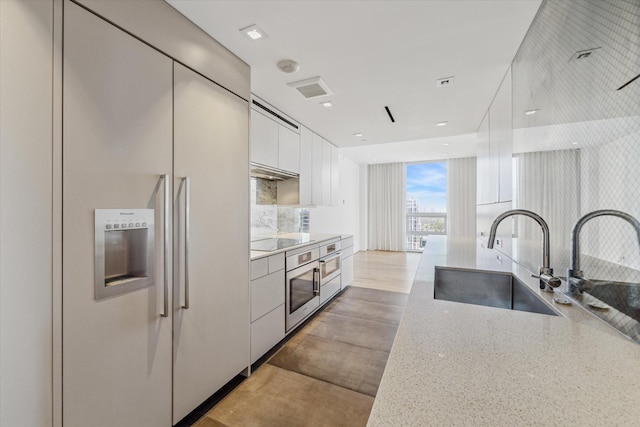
251;177;309;239
509;0;640;341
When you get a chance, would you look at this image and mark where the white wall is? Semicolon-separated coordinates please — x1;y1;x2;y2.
359;163;368;251
309;154;363;252
0;1;55;425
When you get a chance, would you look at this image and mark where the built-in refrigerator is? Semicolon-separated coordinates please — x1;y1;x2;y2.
62;3;249;425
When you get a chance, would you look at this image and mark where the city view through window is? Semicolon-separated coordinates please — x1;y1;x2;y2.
406;162;447;251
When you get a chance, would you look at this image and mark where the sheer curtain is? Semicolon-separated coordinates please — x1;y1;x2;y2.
514;149;580;270
446;157;477;238
368;162;406;251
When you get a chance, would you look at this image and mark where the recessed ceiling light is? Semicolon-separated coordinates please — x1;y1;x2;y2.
442;153;449;156
436;121;448;127
443;143;449;146
524;109;539;115
353;132;363;137
572;142;579;145
320;101;333;108
239;24;267;41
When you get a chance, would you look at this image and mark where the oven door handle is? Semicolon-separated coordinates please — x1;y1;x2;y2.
319;251;342;263
313;267;320;296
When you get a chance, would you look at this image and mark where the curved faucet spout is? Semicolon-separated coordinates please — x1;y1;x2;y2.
487;209;559;291
568;210;640;284
487;209;551;269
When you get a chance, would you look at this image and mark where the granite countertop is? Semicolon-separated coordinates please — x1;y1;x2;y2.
250;233;343;260
367;236;640;426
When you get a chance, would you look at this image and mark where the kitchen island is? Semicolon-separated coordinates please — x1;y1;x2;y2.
367;236;640;426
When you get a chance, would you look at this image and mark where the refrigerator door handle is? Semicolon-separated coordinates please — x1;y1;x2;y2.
182;177;190;310
161;174;170;317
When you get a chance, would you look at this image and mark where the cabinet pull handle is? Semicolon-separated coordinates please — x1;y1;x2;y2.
182;177;190;310
161;174;170;317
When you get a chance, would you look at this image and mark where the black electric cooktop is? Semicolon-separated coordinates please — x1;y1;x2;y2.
250;238;313;252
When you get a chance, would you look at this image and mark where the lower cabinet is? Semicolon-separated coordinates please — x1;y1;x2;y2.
320;276;341;305
250;253;286;364
251;305;285;364
341;236;355;289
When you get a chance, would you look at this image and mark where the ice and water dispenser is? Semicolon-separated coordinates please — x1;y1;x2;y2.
94;209;155;300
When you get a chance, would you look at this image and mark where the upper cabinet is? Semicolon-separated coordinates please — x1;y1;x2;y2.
250;99;300;173
299;126;313;205
251;97;339;207
330;143;340;206
278;126;300;173
477;69;513;205
250;110;279;168
492;71;513;203
311;132;325;205
307;132;339;206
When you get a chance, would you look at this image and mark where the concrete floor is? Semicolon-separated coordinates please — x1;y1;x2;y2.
194;251;418;427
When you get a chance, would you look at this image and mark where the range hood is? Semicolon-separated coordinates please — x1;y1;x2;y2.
250;163;299;181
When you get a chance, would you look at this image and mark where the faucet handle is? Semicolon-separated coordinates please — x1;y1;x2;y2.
531;273;562;291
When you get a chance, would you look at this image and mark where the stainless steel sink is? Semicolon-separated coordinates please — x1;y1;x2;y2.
434;266;558;316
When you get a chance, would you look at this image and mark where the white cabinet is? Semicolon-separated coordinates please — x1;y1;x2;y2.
251;103;338;207
63;6;174;425
250;110;278;168
309;133;340;207
476;112;496;205
279;125;300;173
477;69;513;205
492;71;513;203
330;144;340;206
172;63;250;423
250;107;300;173
250;253;286;364
299;125;313;205
322;138;332;204
312;132;325;205
1;2;55;425
63;6;250;426
320;276;341;305
341;236;354;289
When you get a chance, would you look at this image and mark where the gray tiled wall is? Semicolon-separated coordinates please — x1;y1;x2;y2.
511;0;640;339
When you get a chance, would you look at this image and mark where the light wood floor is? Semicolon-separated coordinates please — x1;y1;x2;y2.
351;250;422;294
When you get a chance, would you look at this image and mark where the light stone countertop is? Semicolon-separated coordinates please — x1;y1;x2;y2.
250;232;342;260
367;235;640;426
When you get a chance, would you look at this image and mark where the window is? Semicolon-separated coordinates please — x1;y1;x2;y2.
406;162;447;251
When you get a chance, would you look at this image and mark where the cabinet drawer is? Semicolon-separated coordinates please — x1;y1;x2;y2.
251;304;285;364
341;245;353;259
268;253;285;273
251;269;285;322
250;257;268;280
320;276;341;305
341;256;354;289
341;236;354;249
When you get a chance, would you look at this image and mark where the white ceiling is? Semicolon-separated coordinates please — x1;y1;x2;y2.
166;0;542;164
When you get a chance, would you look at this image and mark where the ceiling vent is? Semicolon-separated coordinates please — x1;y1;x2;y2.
436;76;455;88
569;47;600;61
287;76;333;98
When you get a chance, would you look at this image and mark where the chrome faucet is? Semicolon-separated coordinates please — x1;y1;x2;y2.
487;209;561;291
567;209;640;294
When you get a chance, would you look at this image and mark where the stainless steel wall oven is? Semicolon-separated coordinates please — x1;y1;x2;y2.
318;239;342;304
285;246;320;332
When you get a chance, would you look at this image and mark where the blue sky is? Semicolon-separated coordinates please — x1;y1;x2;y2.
406;162;447;212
